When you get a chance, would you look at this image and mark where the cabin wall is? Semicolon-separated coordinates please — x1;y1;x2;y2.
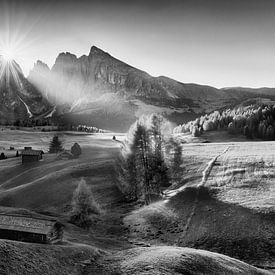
0;229;47;243
22;155;40;163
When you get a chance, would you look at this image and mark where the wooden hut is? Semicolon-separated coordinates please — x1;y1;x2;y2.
0;214;64;244
21;149;43;164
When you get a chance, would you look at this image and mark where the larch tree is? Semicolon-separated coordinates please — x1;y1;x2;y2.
70;179;99;228
117;114;170;204
49;135;63;153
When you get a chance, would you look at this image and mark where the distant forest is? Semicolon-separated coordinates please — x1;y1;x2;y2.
174;104;275;140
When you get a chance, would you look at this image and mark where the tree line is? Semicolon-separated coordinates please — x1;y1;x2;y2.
174;104;275;140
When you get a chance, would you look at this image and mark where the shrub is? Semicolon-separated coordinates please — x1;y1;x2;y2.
0;152;7;160
71;143;82;158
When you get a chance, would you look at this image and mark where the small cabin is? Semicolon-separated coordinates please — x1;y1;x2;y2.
21;148;43;164
0;214;64;244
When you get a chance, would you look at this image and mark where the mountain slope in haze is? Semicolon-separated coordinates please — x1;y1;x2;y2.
0;57;51;124
28;46;275;131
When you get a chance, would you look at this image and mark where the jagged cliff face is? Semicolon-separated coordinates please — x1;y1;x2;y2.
0;57;50;124
29;46;253;108
27;46;256;130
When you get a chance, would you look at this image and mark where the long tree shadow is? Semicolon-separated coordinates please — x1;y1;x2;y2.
167;186;275;265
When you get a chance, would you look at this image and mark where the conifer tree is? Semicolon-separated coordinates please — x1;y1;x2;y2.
49;135;63;153
117;114;170;204
70;179;99;228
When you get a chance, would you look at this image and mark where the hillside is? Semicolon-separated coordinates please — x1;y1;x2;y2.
0;130;274;274
112;246;272;275
124;141;275;268
0;239;101;275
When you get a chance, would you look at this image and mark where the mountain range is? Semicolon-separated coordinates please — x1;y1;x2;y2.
0;56;50;125
1;46;275;131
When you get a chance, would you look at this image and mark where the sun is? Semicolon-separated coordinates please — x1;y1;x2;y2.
1;48;15;62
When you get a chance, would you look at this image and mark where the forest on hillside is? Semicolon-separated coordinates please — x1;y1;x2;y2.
174;104;275;140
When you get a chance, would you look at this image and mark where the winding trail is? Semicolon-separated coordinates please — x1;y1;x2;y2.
177;145;231;245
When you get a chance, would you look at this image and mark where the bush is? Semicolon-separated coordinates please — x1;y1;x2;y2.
0;153;7;160
71;143;82;158
70;179;100;228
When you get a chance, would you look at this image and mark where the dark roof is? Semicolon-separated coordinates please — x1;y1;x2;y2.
0;214;61;235
21;150;43;156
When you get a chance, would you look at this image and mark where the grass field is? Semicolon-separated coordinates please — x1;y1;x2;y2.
0;129;274;274
125;140;275;268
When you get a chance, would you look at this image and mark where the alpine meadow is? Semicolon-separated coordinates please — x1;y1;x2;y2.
0;0;274;274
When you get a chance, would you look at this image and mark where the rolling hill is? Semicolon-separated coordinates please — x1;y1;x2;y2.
0;130;274;274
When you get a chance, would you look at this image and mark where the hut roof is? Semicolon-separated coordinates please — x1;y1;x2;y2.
21;150;43;156
0;214;61;235
56;151;73;159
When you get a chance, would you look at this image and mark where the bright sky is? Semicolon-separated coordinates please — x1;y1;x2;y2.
0;0;275;88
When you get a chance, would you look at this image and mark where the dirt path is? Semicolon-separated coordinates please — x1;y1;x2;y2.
177;146;231;244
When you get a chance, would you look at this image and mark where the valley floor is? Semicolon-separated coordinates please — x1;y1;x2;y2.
0;130;274;274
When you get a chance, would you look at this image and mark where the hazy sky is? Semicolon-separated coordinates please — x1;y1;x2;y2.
0;0;275;88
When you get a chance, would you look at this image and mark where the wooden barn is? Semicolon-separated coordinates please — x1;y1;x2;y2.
0;214;64;244
21;148;43;164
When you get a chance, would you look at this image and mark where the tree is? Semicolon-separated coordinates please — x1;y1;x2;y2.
117;114;170;204
266;125;274;140
0;153;7;160
49;135;63;153
71;143;82;158
70;179;100;228
243;125;249;138
203;120;214;131
192;126;200;137
148;114;170;190
116;153;139;201
167;138;183;183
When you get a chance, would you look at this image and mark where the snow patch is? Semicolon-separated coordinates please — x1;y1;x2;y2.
45;106;56;118
18;96;33;118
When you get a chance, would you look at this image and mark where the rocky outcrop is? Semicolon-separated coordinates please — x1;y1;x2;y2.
0;57;50;124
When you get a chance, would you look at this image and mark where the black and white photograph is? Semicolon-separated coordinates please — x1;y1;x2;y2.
0;0;274;274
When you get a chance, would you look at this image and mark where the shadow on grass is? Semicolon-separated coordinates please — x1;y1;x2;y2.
166;185;275;265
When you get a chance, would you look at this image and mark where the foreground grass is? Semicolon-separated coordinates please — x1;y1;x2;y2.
0;239;102;275
108;246;273;275
0;131;274;273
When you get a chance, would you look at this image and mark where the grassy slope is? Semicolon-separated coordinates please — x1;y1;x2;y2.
0;239;101;275
0;130;274;274
124;142;275;267
113;246;272;275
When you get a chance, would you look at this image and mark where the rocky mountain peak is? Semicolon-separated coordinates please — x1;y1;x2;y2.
89;45;109;57
53;52;78;66
34;60;50;70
